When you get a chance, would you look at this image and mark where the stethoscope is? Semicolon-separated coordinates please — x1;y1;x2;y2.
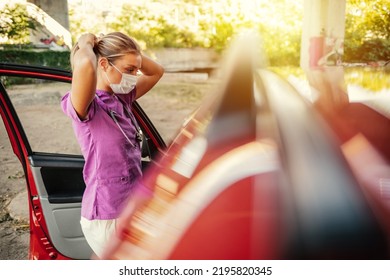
96;94;143;149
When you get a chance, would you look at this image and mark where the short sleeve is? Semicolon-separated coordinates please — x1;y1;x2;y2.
61;92;96;122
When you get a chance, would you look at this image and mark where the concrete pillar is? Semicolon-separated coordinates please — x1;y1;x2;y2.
27;0;69;30
300;0;348;111
26;0;72;49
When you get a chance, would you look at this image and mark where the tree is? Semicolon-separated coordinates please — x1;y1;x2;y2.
0;3;36;44
110;3;202;49
67;0;389;65
344;0;390;62
257;0;303;66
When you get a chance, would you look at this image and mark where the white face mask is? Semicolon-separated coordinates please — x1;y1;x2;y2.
105;63;137;94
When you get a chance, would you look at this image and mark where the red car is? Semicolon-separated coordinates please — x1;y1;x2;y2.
1;38;389;260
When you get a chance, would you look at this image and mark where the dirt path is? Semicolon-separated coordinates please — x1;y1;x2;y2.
0;74;217;259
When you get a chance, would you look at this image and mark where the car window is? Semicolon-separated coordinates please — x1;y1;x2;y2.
4;77;81;155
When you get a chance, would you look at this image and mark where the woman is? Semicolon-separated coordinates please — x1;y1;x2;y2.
61;32;164;257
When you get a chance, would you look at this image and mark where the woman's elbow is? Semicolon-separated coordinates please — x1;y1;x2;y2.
157;63;165;79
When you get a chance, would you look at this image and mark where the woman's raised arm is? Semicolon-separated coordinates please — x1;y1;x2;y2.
70;33;98;120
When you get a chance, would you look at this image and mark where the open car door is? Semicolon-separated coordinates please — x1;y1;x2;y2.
0;63;165;259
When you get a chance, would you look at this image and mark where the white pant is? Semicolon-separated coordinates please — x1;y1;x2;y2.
80;217;117;259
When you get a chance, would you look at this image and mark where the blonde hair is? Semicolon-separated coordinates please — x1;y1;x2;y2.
70;32;141;70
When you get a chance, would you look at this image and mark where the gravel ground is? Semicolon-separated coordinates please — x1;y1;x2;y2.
0;120;29;260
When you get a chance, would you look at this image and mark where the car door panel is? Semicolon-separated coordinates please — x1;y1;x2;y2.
28;154;92;259
30;154;85;203
0;69;93;259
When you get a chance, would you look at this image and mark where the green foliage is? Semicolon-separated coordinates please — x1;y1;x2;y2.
107;0;303;66
260;25;302;66
2;0;389;68
270;66;306;79
345;0;390;63
345;67;390;92
0;50;71;70
347;39;390;62
0;3;36;44
202;15;235;52
110;4;202;49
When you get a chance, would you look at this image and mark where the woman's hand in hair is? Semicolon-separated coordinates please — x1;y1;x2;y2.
78;33;97;49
